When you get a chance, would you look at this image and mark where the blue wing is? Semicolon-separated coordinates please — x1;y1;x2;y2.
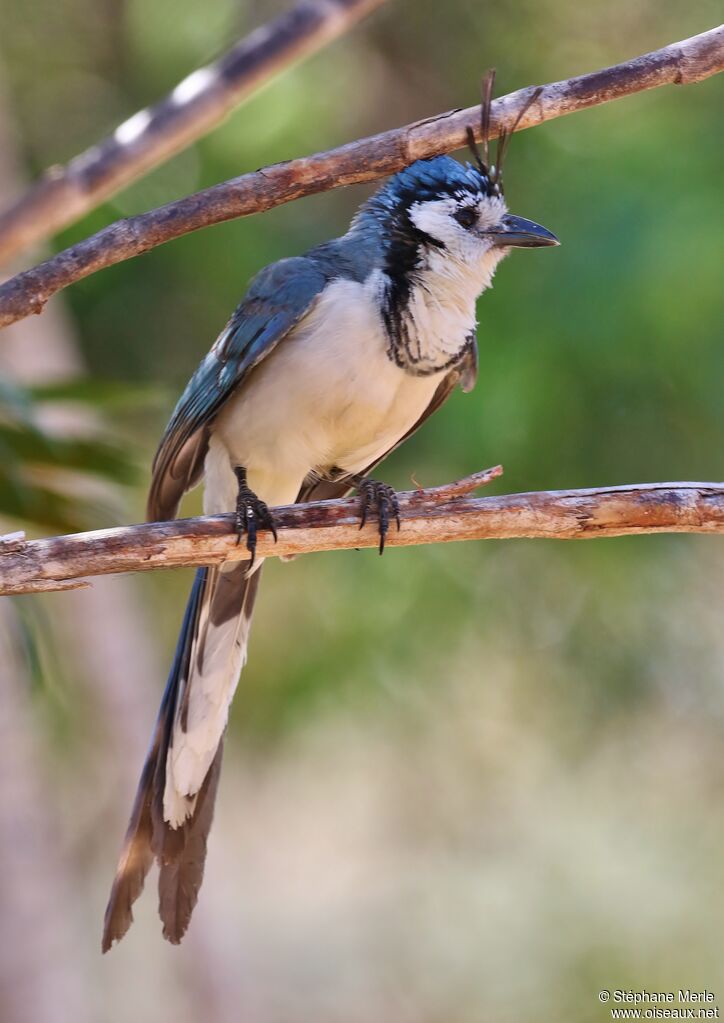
148;256;327;521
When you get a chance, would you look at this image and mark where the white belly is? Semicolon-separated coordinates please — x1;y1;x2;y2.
205;276;448;512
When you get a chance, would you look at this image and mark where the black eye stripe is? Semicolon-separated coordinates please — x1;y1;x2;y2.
454;208;477;229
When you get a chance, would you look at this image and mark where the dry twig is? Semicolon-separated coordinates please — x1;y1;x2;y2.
0;23;721;330
4;470;724;597
0;0;385;265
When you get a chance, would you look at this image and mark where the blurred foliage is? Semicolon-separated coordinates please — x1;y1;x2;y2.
0;377;146;532
0;0;723;1018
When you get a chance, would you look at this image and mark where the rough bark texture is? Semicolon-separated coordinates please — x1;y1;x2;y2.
0;24;721;330
4;471;724;597
0;0;385;264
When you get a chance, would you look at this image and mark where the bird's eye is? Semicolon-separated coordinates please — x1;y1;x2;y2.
454;207;477;229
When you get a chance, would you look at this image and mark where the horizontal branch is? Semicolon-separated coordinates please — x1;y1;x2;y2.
4;470;724;596
0;24;722;330
0;0;385;265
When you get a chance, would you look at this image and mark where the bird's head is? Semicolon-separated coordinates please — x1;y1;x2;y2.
384;155;556;257
357;75;557;286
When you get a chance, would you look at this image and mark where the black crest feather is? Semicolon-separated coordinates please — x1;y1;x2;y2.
466;69;543;195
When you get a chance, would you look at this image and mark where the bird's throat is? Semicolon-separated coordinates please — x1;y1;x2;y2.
382;248;494;376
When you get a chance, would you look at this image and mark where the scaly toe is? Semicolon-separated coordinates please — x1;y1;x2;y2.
356;479;402;555
233;467;278;563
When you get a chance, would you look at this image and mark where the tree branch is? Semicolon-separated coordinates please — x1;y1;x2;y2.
0;23;721;331
0;0;385;265
4;469;724;597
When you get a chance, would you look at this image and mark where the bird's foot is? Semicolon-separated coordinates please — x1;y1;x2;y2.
357;478;401;554
234;467;277;566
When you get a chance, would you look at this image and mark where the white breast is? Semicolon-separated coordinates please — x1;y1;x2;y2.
206;270;472;512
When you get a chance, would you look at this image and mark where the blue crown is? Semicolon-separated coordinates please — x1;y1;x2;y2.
368;156;494;221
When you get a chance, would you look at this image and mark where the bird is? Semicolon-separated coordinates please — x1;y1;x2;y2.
101;79;558;951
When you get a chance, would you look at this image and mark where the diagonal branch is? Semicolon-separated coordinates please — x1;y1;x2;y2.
0;0;386;265
3;469;724;597
0;23;721;331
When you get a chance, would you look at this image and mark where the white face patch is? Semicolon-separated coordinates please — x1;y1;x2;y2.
385;192;509;376
408;194;508;270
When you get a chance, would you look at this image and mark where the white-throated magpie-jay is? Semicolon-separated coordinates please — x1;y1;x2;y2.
102;95;558;950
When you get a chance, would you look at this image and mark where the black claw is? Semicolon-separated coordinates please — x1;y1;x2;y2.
377;493;389;553
358;479;374;532
234;466;277;566
356;479;401;555
392;493;401;532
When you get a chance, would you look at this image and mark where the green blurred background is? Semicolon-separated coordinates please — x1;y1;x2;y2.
0;1;723;1020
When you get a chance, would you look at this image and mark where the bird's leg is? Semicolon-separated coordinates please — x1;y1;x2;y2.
355;477;401;555
233;466;277;566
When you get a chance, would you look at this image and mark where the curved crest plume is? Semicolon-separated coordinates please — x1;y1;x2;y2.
466;69;543;194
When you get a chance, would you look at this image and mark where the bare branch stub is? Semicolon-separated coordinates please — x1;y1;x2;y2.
0;0;386;265
3;474;724;597
0;24;721;330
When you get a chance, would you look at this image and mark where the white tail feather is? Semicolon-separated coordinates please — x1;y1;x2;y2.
163;561;258;828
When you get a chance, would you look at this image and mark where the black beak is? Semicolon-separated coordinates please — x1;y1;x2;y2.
488;214;559;249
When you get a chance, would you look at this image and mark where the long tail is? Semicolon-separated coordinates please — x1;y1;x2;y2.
102;561;261;951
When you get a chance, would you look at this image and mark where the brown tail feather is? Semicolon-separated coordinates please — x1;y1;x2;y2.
156;740;225;944
103;568;209;951
101;745;158;952
104;553;263;950
101;628;186;954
